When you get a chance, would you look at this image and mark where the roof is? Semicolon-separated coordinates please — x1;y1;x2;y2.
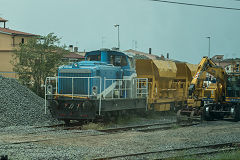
212;55;224;62
221;58;240;62
124;49;163;60
0;27;36;36
0;17;7;22
63;52;85;59
211;54;240;63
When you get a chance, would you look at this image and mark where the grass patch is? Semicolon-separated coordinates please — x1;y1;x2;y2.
104;110;177;127
209;150;240;160
81;122;105;130
165;150;240;160
145;111;176;119
115;114;141;125
171;124;181;129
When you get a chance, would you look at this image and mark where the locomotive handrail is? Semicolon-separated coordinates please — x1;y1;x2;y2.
104;78;132;99
103;77;148;99
45;76;148;115
44;76;101;114
45;76;101;97
136;78;148;98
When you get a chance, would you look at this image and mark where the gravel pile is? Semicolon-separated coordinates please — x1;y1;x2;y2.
0;76;59;127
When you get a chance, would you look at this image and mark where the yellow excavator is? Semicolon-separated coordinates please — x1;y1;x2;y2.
177;56;227;122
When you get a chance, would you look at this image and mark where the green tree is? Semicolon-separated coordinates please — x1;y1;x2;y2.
12;33;69;97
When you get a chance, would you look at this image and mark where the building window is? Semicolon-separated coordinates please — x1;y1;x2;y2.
12;36;15;47
21;38;24;44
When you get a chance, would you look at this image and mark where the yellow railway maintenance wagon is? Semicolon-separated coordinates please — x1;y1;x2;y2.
136;59;197;112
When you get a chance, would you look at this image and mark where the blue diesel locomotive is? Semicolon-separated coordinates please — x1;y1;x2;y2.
45;49;148;123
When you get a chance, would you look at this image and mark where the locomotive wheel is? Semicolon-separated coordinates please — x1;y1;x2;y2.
232;105;240;122
202;105;213;121
170;103;177;112
214;113;224;120
64;119;70;125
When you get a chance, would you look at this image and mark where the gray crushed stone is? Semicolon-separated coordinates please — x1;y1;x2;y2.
0;75;59;127
0;119;240;159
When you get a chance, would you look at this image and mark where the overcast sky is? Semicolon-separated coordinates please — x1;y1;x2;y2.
0;0;239;63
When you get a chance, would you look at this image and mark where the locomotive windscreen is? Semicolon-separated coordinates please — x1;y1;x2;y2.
58;69;92;95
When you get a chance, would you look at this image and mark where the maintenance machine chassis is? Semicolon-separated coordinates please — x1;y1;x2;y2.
48;96;147;121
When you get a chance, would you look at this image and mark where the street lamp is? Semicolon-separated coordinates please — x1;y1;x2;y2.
206;36;211;86
206;36;211;58
114;24;120;49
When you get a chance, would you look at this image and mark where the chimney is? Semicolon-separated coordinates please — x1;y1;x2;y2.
149;48;152;54
74;47;78;52
167;53;169;59
69;45;73;52
0;17;8;28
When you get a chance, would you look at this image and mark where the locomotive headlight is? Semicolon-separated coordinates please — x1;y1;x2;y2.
231;107;235;114
205;106;209;112
92;86;98;96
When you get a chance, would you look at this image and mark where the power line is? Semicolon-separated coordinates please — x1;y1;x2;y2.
225;0;240;1
226;0;240;1
152;0;240;11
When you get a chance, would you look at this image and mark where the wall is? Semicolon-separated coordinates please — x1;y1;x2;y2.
0;32;31;78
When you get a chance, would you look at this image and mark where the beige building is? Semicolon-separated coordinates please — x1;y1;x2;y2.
0;17;36;78
211;55;240;73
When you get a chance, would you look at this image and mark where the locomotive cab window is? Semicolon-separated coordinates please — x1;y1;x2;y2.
109;55;127;67
128;57;135;69
115;56;121;66
120;56;127;66
87;55;101;61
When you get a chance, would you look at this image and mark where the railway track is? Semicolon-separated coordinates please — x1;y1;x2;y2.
1;121;199;146
97;121;199;133
93;142;240;160
31;120;200;135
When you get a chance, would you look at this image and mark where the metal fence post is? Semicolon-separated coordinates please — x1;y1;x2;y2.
72;77;74;99
44;78;47;114
88;78;90;97
112;79;114;99
56;76;58;95
104;77;106;99
99;77;102;115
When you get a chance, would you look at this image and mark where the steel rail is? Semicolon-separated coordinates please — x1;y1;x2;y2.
93;142;240;160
